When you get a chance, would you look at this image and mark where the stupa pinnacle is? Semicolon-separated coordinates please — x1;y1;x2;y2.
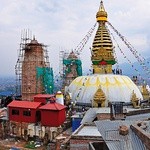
92;0;116;74
96;0;107;22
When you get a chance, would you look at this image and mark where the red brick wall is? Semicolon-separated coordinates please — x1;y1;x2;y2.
97;113;110;120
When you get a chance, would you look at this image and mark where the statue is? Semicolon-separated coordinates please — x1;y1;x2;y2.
131;90;140;108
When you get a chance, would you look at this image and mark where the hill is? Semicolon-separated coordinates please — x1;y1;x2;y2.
119;57;150;85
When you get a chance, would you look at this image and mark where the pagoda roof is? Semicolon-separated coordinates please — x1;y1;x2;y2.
39;102;66;111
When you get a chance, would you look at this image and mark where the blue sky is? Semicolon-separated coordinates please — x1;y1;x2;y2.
0;0;150;76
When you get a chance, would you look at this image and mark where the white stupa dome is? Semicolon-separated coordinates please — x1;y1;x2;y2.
66;74;143;106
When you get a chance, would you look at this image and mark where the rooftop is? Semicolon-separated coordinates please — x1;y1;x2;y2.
39;102;66;110
95;120;147;150
76;125;101;136
7;100;42;109
73;124;101;137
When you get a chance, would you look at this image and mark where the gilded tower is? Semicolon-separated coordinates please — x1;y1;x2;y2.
91;1;116;74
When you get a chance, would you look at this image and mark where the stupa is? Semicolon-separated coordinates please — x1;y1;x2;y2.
65;1;143;107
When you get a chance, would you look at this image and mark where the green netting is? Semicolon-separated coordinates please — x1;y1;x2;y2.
36;67;54;94
63;59;82;76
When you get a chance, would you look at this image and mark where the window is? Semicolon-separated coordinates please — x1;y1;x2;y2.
12;109;19;115
23;110;31;116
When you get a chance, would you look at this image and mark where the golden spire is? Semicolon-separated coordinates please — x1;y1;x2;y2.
96;1;107;22
91;1;116;74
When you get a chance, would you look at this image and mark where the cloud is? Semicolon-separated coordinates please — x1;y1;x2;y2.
0;0;150;76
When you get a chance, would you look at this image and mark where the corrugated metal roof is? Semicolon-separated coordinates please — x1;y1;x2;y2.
8;100;42;109
76;126;101;136
126;113;150;121
95;120;147;150
81;108;150;125
39;102;66;110
81;108;97;124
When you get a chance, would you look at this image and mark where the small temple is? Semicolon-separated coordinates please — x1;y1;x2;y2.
63;51;82;86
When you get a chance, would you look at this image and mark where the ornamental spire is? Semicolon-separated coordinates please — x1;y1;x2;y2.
96;0;107;22
91;1;116;74
99;1;105;11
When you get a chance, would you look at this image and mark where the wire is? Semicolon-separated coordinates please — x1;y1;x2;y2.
74;22;97;55
107;21;150;79
107;25;145;82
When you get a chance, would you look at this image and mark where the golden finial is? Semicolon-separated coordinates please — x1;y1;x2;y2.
96;0;107;22
99;1;105;11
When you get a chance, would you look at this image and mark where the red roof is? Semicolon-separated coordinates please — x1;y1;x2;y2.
34;94;55;98
49;97;56;101
39;102;66;111
8;100;42;109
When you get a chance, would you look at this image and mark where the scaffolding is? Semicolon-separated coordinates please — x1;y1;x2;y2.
59;50;82;88
15;29;31;96
15;29;54;100
59;50;65;78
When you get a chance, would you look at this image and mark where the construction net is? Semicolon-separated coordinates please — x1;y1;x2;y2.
63;59;82;76
36;67;54;94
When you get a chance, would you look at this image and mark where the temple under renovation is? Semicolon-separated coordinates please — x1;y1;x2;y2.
15;34;54;101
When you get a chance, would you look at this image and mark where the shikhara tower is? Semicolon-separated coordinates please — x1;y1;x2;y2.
15;32;53;101
22;38;47;101
91;1;116;74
